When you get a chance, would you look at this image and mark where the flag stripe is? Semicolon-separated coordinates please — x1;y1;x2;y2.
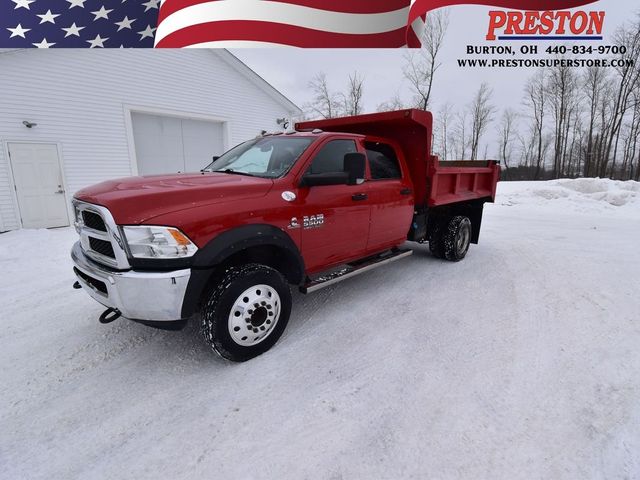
155;1;410;45
158;0;412;23
156;20;408;48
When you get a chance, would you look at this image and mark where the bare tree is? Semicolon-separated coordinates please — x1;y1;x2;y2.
452;110;469;160
582;67;607;177
403;9;450;110
621;91;640;180
547;62;579;177
498;109;518;178
436;102;454;160
469;82;494;160
340;72;365;116
304;72;340;119
524;69;548;179
601;17;640;177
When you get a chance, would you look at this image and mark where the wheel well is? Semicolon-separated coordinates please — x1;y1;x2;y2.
427;199;488;244
181;243;304;319
220;244;303;285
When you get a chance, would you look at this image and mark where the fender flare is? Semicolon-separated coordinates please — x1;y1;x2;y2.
181;224;305;318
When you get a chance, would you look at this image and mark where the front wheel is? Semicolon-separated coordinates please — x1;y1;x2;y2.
201;264;292;362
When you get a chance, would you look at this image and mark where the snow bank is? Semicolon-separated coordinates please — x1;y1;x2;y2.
497;178;640;214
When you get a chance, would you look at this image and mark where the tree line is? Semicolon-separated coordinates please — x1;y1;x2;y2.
301;11;640;182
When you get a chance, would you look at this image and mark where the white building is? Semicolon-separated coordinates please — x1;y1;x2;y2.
0;49;300;231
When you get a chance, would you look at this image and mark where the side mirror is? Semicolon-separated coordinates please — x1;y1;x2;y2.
344;152;366;185
300;172;349;187
212;155;220;162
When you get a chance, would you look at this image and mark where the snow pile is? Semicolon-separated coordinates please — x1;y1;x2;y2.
1;179;639;480
497;178;640;214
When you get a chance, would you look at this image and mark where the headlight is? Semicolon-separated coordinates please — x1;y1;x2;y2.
122;226;198;259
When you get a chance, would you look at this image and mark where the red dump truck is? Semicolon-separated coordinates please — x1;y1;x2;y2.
71;109;500;361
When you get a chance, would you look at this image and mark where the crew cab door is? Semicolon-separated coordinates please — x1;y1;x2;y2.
298;138;370;273
364;140;414;251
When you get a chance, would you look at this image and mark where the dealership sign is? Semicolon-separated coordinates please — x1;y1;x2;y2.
486;10;605;40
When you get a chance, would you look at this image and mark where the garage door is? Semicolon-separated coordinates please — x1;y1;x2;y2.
131;112;225;175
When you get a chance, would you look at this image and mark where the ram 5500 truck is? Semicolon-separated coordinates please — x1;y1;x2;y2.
71;109;500;361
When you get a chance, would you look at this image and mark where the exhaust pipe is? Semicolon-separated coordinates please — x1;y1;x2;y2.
99;307;121;324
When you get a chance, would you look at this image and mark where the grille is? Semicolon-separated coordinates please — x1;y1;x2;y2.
82;210;107;232
74;267;108;295
89;237;115;259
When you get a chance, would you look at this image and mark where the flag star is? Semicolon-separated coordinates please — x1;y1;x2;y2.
32;38;55;48
137;25;156;40
115;16;135;31
37;10;60;24
91;6;113;20
66;0;87;8
12;0;35;10
7;24;31;38
141;0;160;12
62;22;85;37
87;34;108;48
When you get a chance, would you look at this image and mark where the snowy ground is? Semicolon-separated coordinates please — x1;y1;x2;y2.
1;179;639;480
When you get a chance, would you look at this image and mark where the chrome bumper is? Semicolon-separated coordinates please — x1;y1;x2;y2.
71;242;190;321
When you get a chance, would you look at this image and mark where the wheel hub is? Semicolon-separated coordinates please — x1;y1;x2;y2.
456;225;470;253
228;284;281;347
250;307;268;327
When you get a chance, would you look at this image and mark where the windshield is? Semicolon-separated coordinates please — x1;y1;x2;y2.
203;136;315;178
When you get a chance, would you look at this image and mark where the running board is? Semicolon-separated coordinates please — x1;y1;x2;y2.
300;249;413;294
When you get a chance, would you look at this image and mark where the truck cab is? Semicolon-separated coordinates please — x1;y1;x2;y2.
71;109;500;361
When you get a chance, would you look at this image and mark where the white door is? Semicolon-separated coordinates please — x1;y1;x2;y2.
8;143;69;229
131;112;225;175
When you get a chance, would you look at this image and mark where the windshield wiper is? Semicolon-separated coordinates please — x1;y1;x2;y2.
214;168;257;177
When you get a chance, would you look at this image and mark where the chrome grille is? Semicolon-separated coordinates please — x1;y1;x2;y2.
89;237;115;258
82;210;106;232
73;201;130;270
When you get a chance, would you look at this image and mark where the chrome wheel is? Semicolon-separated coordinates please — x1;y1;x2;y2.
228;284;281;346
456;224;470;255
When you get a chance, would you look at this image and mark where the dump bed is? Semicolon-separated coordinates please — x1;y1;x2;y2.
296;109;500;208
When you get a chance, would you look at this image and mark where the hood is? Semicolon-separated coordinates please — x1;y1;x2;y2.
74;172;273;224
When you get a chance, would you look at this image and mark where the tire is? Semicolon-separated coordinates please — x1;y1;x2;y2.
201;264;292;362
442;216;472;262
428;220;445;259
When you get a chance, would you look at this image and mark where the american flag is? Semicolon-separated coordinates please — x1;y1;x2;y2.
2;0;597;49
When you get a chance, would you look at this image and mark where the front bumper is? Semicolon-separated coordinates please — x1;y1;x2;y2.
71;242;191;322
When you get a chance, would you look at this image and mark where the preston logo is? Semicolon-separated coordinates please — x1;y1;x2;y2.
486;10;605;41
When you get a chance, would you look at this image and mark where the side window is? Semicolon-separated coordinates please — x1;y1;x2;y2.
365;142;402;180
308;140;357;174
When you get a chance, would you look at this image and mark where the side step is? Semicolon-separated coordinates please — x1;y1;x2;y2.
300;248;413;294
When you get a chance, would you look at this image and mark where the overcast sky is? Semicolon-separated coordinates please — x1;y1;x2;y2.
231;0;632;154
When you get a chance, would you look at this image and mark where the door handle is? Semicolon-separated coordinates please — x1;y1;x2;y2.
400;188;412;196
352;193;368;201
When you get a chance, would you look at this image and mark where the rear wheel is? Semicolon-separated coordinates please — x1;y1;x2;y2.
201;264;292;362
442;216;472;261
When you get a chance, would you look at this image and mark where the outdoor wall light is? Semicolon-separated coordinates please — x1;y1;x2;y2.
22;121;37;128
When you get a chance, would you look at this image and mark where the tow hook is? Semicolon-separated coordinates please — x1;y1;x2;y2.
99;307;121;324
73;281;81;289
